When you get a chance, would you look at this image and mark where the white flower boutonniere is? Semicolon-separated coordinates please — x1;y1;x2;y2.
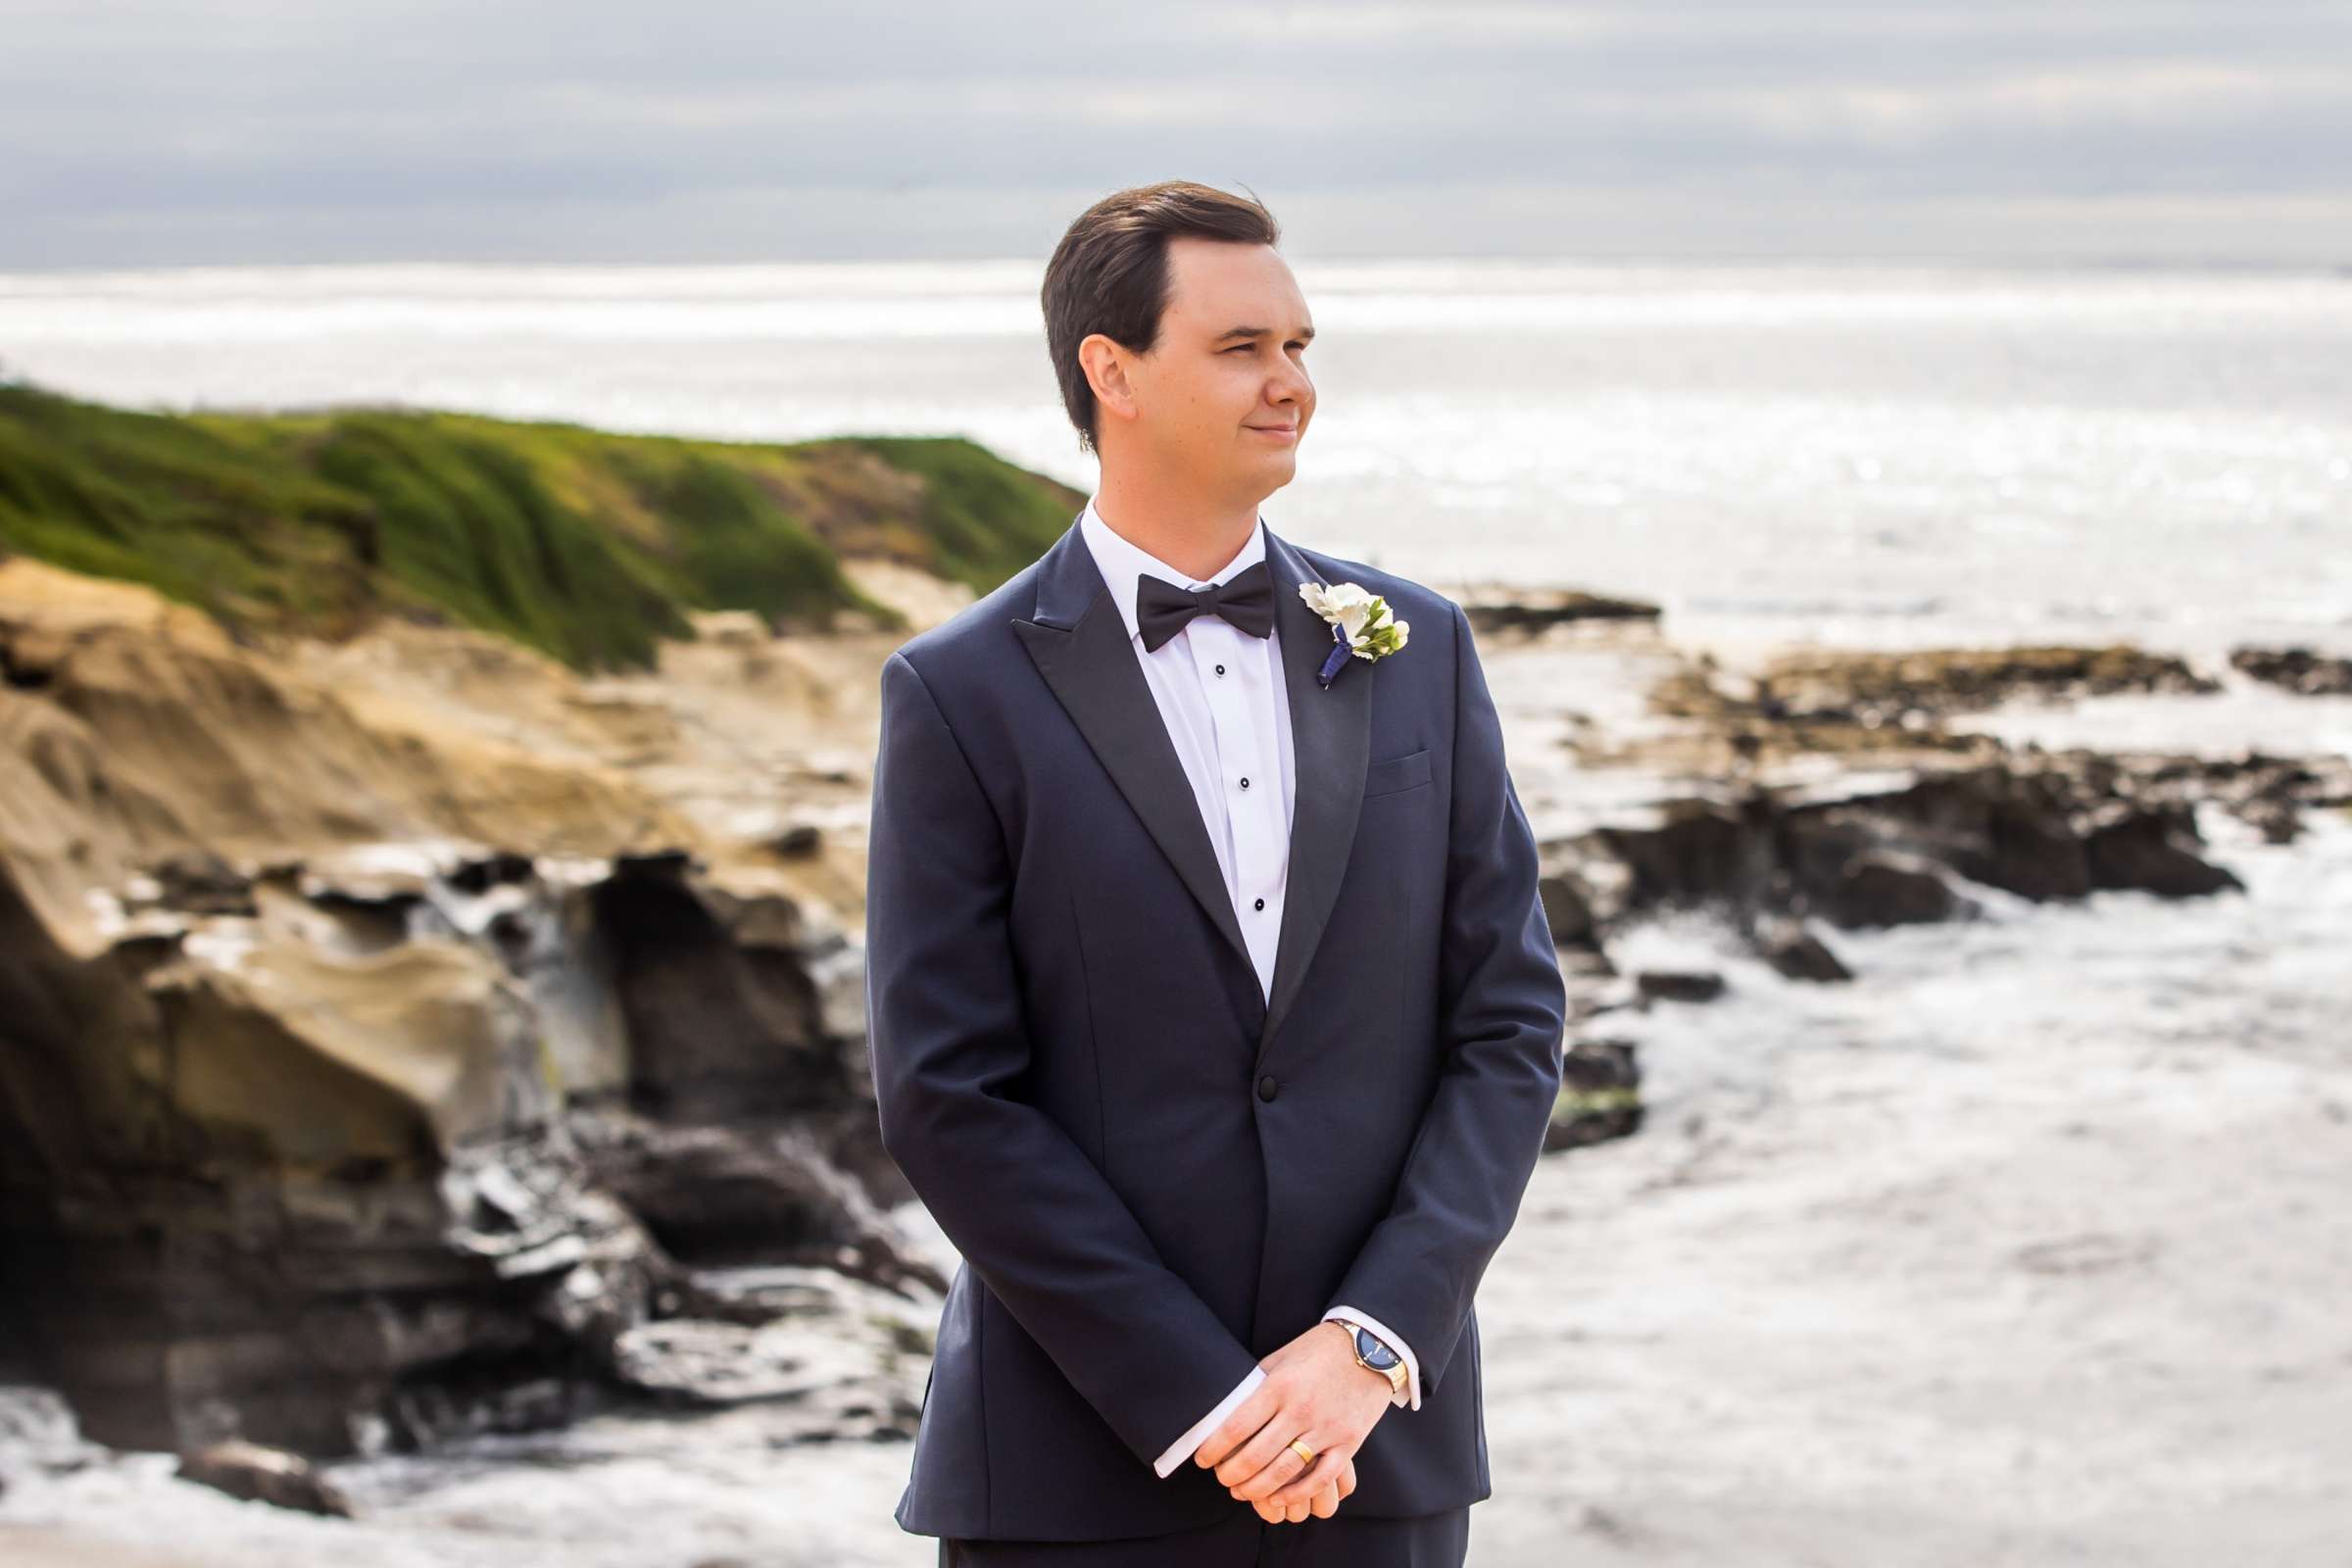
1298;579;1409;689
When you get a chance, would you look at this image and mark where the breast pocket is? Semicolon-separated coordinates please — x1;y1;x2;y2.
1361;746;1433;798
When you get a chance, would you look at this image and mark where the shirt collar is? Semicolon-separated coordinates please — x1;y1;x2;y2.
1078;493;1270;645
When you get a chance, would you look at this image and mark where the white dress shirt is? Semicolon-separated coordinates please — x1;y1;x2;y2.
1072;496;1423;1481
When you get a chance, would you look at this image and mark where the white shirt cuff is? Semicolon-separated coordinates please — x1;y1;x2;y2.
1322;1304;1420;1411
1152;1364;1266;1478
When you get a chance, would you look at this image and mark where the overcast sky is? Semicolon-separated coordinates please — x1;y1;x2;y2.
3;0;2347;270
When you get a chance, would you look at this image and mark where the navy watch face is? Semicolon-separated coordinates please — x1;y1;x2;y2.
1354;1328;1400;1370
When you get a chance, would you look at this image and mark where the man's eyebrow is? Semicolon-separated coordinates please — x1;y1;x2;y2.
1212;323;1315;343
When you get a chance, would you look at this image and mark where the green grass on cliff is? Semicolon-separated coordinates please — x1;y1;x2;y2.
0;379;1083;672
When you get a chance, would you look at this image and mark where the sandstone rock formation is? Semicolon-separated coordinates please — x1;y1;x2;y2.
0;558;924;1470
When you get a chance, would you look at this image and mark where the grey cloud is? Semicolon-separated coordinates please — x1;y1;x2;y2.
0;0;2346;267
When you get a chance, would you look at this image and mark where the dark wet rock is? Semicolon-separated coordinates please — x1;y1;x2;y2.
650;1266;933;1443
5;1117;674;1458
571;1106;943;1298
663;1261;933;1339
144;850;256;916
2082;802;2245;897
0;835;899;1463
1458;585;1662;639
1782;760;2243;913
1819;849;1981;929
1585;796;1780;912
2171;749;2352;841
1635;970;1726;1004
1537;868;1599;949
1545;1038;1642;1152
447;850;537;896
595;852;862;1124
604;1265;927;1443
2230;644;2352;697
382;1373;588;1450
1753;643;2220;721
1538;753;2246;960
1555;945;1621;986
1810;767;2091;904
2240;798;2303;845
1751;916;1853;982
765;823;824;859
175;1438;356;1517
1512;740;2311;1168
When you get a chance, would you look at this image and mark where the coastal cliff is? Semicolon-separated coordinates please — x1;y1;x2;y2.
0;380;1074;1461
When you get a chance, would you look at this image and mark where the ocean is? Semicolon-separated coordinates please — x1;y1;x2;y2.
2;257;2345;666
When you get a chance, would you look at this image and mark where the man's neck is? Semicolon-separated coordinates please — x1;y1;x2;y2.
1095;470;1260;584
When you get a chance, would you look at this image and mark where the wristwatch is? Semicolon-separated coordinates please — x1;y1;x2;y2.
1331;1318;1408;1399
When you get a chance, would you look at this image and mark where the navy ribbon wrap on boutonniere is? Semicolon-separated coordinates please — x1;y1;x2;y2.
1299;579;1411;689
1316;624;1353;688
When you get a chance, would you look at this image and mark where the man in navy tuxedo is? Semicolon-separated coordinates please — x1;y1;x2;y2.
864;180;1567;1566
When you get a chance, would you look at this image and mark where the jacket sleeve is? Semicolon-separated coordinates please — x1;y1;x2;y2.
1321;599;1567;1400
865;648;1265;1472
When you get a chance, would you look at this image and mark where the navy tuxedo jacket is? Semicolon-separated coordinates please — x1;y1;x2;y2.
864;511;1567;1542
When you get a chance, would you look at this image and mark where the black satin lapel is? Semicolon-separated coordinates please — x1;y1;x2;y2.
1012;590;1254;976
1255;540;1374;1064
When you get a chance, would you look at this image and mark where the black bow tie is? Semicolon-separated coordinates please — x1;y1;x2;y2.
1134;559;1276;652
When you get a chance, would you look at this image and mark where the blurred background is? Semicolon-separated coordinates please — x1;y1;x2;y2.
1;4;2347;1565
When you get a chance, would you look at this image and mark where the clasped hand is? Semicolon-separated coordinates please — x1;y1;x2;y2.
1188;1320;1395;1525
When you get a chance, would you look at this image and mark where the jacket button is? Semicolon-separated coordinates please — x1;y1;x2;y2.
1256;1075;1278;1102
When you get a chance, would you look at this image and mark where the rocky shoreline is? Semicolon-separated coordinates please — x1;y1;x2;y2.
1442;590;2352;1150
0;548;953;1518
3;535;2347;1539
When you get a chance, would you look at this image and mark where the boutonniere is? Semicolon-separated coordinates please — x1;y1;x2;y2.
1298;580;1409;689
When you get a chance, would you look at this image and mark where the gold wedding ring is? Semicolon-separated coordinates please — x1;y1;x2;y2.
1289;1438;1316;1464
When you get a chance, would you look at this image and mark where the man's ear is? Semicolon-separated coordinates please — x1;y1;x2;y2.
1081;332;1139;427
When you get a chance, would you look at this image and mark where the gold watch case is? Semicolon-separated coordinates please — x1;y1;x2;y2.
1334;1318;1408;1397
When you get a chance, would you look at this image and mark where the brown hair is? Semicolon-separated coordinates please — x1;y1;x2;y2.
1040;180;1282;454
